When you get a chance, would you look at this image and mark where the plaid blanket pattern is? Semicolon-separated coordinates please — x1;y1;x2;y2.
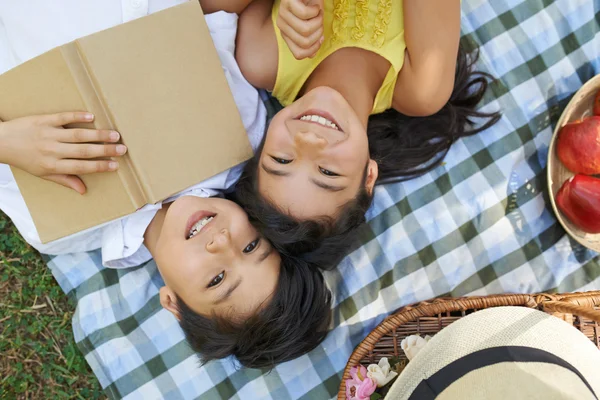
47;0;600;398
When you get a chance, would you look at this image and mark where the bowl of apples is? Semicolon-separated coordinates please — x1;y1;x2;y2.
548;74;600;252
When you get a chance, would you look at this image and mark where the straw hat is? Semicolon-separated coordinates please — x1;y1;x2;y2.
385;306;600;400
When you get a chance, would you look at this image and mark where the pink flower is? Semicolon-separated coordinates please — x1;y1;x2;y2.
356;377;377;399
346;377;362;400
346;365;377;399
349;365;368;382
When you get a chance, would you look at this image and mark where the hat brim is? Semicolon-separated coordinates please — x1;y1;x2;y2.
385;307;600;399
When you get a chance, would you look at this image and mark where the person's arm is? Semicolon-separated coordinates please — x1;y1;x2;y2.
235;0;279;90
0;112;126;194
392;0;461;117
198;0;255;15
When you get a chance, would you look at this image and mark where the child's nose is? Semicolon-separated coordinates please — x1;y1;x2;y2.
205;229;232;253
295;130;327;150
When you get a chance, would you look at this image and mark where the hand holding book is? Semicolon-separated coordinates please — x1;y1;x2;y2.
0;112;127;194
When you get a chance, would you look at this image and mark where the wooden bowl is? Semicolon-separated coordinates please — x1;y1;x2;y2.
547;74;600;252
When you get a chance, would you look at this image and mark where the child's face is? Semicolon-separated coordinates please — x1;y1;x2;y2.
258;87;378;220
152;196;281;319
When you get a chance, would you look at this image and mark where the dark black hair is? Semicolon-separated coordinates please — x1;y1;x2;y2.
176;255;332;369
236;45;501;267
367;46;501;183
236;158;372;270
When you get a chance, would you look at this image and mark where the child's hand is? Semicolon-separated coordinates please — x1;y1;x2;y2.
0;112;127;194
277;0;324;60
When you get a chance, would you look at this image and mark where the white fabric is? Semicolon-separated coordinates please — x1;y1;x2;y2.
0;1;266;268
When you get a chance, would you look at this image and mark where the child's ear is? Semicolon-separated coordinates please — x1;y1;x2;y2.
365;159;379;195
159;286;181;321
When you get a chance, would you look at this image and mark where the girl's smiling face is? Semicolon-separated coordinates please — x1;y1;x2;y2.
258;86;378;219
151;196;281;319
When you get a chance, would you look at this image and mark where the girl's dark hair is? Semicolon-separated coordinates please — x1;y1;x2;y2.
236;159;372;270
367;46;501;183
176;255;332;369
236;45;501;267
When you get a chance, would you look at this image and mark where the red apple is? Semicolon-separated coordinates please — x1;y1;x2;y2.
594;89;600;116
556;116;600;175
556;174;600;234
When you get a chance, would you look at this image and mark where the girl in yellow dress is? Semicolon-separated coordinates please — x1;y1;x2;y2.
204;0;500;264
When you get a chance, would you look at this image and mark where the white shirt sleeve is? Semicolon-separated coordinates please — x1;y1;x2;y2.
0;16;17;75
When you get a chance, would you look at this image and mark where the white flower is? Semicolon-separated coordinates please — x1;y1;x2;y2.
366;357;398;387
400;335;432;361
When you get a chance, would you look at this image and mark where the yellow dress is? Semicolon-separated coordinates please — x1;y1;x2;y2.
271;0;406;114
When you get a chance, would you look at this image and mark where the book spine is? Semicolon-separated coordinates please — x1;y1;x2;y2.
61;43;148;209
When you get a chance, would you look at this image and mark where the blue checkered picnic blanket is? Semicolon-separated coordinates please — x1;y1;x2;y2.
47;0;600;398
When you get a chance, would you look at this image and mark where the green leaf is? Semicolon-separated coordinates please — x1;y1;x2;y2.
370;393;383;400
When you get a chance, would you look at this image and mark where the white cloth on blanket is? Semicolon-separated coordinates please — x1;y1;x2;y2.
0;2;265;268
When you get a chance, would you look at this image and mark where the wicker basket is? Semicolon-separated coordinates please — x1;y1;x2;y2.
338;291;600;399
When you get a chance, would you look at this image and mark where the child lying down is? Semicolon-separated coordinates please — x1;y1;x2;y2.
0;3;331;369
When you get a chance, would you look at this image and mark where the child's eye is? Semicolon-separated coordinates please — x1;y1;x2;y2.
319;167;339;177
243;238;260;253
207;271;225;288
271;156;292;164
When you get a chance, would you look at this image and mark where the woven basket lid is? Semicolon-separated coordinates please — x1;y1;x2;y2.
385;306;600;400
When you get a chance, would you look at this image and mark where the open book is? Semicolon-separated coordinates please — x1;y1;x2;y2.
0;1;252;243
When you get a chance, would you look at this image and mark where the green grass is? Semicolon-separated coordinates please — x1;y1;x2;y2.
0;211;105;399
